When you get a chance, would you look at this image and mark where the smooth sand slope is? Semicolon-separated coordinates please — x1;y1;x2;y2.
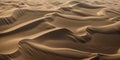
0;0;120;60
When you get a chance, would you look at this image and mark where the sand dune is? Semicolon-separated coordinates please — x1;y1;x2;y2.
0;19;55;53
0;8;56;34
58;1;105;16
0;0;120;60
76;21;120;54
60;1;105;9
0;28;98;60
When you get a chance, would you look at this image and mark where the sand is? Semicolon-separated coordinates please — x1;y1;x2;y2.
0;0;120;60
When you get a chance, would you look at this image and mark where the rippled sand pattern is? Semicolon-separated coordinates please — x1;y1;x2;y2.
0;0;120;60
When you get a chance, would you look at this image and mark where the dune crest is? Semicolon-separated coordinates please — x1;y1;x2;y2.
0;0;120;60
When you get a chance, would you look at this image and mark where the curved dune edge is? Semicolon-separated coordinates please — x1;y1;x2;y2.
0;0;116;34
0;28;98;60
0;8;56;31
0;28;120;60
56;1;106;16
0;8;112;34
0;0;120;60
76;22;120;54
0;15;53;34
50;12;109;21
59;1;105;9
0;17;45;33
0;22;56;54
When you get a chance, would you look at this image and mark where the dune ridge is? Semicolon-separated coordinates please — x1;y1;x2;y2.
0;0;120;60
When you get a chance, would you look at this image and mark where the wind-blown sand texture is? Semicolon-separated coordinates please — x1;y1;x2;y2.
0;0;120;60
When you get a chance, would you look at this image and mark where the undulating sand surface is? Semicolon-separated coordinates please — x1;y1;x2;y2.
0;0;120;60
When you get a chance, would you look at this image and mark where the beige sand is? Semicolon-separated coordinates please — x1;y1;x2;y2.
0;0;120;60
